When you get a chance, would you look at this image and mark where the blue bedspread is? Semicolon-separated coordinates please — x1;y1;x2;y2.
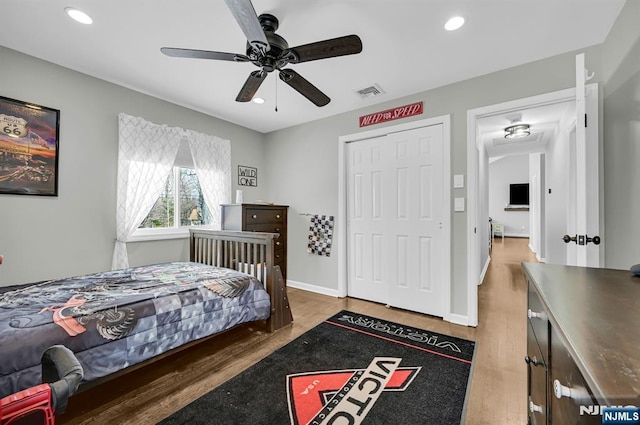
0;262;270;398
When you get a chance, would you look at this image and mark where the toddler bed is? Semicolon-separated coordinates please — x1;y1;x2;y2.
0;229;292;398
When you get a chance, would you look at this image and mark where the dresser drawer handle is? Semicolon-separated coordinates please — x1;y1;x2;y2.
276;254;281;259
527;309;546;320
252;214;257;219
529;401;543;414
275;214;281;219
553;379;589;401
276;241;281;246
275;228;280;232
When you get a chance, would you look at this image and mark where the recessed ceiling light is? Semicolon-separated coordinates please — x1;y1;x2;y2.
65;7;93;25
445;16;465;31
252;97;265;104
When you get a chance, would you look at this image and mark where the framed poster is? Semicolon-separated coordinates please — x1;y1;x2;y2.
0;96;60;196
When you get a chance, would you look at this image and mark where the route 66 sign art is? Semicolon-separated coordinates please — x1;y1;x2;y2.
0;96;60;196
0;114;28;138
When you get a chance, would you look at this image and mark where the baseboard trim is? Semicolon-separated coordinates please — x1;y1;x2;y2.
479;255;491;286
448;313;471;326
287;280;340;298
289;280;474;326
503;233;529;238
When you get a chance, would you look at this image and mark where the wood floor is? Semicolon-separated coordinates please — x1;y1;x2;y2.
59;237;537;425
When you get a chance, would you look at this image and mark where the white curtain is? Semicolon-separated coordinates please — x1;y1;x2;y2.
112;114;182;269
187;130;231;229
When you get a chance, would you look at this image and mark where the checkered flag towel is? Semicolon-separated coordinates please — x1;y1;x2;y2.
307;215;334;257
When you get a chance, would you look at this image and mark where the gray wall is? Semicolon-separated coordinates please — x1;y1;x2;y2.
601;0;640;269
0;46;266;286
263;45;603;317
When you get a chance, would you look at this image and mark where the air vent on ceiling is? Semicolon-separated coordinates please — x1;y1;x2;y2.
355;83;385;99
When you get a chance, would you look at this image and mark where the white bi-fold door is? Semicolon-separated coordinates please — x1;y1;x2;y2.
346;124;446;317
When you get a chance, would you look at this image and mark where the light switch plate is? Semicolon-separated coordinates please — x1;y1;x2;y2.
454;197;465;212
453;174;464;188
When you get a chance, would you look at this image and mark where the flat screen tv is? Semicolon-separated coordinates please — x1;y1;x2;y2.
509;183;529;206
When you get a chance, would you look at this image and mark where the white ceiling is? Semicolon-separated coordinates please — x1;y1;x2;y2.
479;101;576;158
0;0;625;134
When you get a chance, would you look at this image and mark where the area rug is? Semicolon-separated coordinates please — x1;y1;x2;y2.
160;310;476;425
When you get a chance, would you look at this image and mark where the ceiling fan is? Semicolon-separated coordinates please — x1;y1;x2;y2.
160;0;363;107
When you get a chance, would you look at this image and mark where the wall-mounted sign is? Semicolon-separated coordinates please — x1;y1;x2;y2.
238;165;257;187
359;101;423;127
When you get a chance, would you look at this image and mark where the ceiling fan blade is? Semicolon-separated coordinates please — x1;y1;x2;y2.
224;0;269;53
287;34;362;64
236;70;267;102
161;47;250;62
279;69;330;107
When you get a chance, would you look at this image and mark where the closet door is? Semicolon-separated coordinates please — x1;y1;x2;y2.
346;124;446;317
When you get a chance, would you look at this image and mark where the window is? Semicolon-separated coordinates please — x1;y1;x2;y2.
115;113;230;269
134;167;211;240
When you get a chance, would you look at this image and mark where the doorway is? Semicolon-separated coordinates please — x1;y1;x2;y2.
466;83;601;326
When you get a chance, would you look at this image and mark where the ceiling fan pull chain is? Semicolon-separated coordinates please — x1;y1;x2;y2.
275;74;278;112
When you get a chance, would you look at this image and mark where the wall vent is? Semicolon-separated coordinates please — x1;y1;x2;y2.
355;83;385;99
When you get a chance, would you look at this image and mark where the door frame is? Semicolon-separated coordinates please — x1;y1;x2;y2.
337;115;452;322
466;84;600;326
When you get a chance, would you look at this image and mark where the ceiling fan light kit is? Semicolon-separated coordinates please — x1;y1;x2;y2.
161;0;363;107
504;123;531;139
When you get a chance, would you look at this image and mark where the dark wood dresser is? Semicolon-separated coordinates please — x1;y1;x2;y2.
522;263;640;425
221;203;288;282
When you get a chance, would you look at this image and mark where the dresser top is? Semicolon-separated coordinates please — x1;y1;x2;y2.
522;262;640;404
221;203;289;208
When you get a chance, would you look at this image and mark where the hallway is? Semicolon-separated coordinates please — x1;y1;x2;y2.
465;236;538;424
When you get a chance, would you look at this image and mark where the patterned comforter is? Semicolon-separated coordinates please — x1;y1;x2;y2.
0;262;271;398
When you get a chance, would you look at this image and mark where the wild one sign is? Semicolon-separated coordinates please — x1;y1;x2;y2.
238;165;257;187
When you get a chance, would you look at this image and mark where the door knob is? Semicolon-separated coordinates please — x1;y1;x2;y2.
563;234;601;245
586;235;601;245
